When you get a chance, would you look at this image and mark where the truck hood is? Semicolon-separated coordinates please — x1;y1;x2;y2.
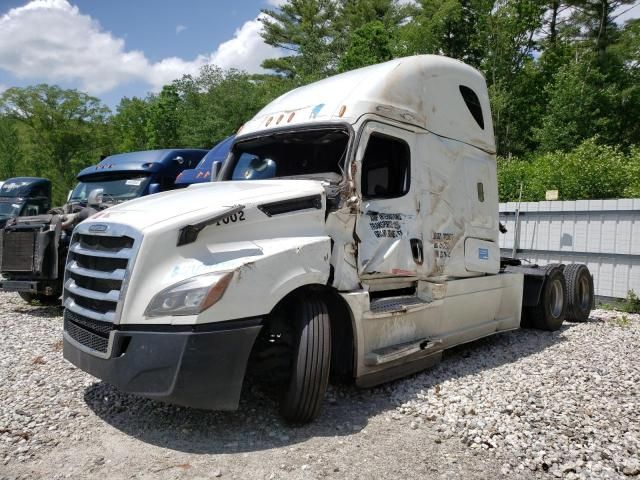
91;179;327;231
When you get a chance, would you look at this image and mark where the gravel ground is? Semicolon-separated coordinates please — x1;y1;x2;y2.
1;291;638;479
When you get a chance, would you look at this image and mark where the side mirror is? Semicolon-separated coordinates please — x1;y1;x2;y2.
67;190;72;202
148;183;160;195
87;188;104;208
211;161;221;181
173;156;185;165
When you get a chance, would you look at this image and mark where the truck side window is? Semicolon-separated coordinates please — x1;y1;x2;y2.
459;85;484;129
23;200;43;216
31;185;48;198
361;133;410;199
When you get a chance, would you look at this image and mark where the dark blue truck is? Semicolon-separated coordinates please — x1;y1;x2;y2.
0;177;52;229
0;149;208;304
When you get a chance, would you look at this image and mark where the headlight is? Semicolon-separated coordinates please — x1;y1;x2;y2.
144;271;234;317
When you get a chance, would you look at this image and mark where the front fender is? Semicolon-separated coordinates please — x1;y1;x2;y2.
201;236;331;323
121;236;331;325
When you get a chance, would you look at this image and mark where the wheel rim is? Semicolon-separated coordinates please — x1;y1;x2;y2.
578;275;590;310
550;279;563;318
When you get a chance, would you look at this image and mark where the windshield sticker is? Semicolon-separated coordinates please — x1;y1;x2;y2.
125;179;142;186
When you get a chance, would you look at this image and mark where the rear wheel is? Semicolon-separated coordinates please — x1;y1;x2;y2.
280;297;331;424
525;266;567;331
564;264;594;322
18;292;61;306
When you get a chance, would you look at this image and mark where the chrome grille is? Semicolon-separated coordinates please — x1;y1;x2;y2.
63;224;140;355
64;309;112;353
76;234;134;252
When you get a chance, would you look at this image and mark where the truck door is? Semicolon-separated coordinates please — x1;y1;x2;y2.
354;121;421;278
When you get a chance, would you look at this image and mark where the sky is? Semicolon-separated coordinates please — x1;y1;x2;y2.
0;0;286;107
0;0;638;109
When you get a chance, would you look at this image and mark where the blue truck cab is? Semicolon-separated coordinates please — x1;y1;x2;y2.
175;136;235;187
0;149;208;304
0;177;52;229
73;149;208;201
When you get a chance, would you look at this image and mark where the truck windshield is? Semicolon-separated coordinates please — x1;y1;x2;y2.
0;201;21;216
225;128;349;183
70;174;150;202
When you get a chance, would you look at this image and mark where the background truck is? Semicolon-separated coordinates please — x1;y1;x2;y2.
175;136;235;187
0;149;208;304
62;56;594;424
0;177;51;229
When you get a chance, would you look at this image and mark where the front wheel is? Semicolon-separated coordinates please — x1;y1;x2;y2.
280;297;331;424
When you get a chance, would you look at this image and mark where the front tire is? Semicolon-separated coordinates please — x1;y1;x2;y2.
280;297;331;424
526;266;567;331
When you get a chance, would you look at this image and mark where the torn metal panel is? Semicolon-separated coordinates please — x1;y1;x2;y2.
357;211;420;276
326;209;360;291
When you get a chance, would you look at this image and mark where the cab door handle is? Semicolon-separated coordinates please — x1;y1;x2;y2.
410;238;423;265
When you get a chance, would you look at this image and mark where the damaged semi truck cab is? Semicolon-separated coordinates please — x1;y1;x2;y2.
0;149;208;304
63;56;593;423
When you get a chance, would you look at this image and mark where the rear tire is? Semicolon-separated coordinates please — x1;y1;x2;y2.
280;297;331;424
18;292;61;306
525;266;567;331
564;264;594;322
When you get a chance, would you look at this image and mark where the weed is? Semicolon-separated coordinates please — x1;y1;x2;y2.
619;290;640;314
613;315;631;328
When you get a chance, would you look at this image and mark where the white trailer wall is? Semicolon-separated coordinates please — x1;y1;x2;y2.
499;199;640;299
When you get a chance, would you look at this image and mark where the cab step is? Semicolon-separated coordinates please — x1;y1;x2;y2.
365;337;443;366
368;295;430;315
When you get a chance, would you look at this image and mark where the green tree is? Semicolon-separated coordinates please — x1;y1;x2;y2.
174;66;294;147
260;0;405;80
535;57;621;152
567;0;637;63
338;20;394;72
145;85;181;149
397;0;494;67
260;0;341;82
0;84;111;203
111;97;151;152
0;117;23;179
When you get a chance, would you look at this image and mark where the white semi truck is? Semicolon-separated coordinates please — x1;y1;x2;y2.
63;56;594;423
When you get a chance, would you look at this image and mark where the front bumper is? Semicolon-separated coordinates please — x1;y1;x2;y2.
0;279;59;295
0;279;40;293
63;317;262;410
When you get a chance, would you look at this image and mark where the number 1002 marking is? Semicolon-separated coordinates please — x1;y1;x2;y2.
216;211;246;225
